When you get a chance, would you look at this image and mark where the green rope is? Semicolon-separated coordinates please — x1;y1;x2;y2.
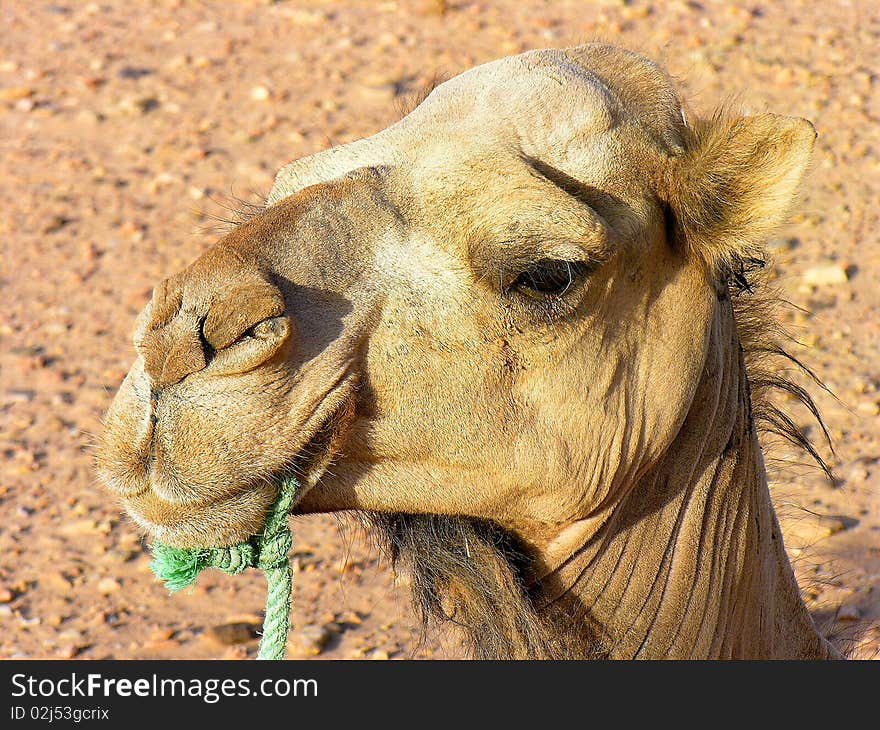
149;476;298;660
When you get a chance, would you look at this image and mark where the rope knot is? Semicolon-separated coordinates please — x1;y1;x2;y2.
256;529;291;571
211;542;255;575
149;477;298;660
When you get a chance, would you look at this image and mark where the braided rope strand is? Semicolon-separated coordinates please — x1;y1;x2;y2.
149;476;298;660
253;476;297;661
257;563;292;660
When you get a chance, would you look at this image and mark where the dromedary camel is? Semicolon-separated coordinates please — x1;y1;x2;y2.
95;44;840;659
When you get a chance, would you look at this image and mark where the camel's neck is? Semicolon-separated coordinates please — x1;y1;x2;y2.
541;300;838;659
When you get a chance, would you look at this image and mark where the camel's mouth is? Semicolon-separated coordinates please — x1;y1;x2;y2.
280;375;357;509
121;369;359;548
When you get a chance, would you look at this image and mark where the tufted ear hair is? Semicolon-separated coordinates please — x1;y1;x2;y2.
665;112;816;276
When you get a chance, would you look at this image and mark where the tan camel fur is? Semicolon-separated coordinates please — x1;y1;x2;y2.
97;44;838;659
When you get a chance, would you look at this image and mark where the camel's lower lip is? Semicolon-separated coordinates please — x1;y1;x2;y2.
125;371;357;547
124;483;278;548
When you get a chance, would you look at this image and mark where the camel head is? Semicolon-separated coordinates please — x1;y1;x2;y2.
96;44;822;658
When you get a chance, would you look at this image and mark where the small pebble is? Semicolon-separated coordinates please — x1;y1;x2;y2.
802;265;849;287
417;0;449;16
117;66;153;80
250;85;271;101
0;86;34;101
142;639;180;652
118;96;160;115
205;622;260;645
96;578;121;594
298;624;332;655
148;628;175;642
55;645;82;659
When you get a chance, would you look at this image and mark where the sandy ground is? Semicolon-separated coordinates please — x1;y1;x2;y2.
0;0;877;660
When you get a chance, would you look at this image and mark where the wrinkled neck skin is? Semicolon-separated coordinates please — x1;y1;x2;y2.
536;299;840;659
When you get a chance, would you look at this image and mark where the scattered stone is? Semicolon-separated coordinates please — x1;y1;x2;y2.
821;515;857;536
1;580;27;598
96;578;121;594
847;465;870;484
0;587;15;603
766;236;799;251
5;389;34;403
856;400;880;417
59;519;100;537
802;265;849;287
223;613;265;626
0;86;34;101
43;571;73;591
148;628;174;642
103;612;123;627
100;548;139;565
146;172;177;193
43;215;73;233
205;622;260;645
142;638;180;652
250;85;271;101
279;8;326;25
417;0;448;15
222;645;250;659
298;624;332;655
368;648;391;660
621;4;652;19
58;629;85;643
79;75;105;90
117;66;153;80
118;96;160;115
837;604;861;622
83;608;106;627
339;610;364;627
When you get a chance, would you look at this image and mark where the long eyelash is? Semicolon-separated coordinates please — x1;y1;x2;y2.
511;259;592;296
558;260;574;294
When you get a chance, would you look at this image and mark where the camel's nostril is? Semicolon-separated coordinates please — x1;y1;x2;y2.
163;337;207;385
141;310;210;389
149;389;159;428
197;314;216;366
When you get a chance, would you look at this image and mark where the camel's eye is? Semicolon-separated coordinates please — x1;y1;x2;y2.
510;259;591;298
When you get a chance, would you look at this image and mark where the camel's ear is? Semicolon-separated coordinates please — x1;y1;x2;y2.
666;113;816;273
